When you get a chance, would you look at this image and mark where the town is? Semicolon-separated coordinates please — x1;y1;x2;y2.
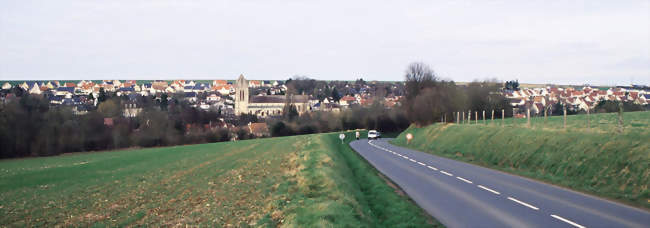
0;75;404;118
1;77;648;119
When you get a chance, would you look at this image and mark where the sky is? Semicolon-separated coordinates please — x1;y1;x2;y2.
1;0;649;85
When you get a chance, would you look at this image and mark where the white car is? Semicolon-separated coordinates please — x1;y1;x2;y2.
368;130;380;140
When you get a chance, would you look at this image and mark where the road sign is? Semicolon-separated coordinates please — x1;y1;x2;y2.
406;133;413;144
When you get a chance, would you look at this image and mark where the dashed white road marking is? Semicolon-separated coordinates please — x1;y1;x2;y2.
507;197;539;210
440;170;453;176
456;176;473;184
365;139;587;228
550;215;585;228
478;185;500;195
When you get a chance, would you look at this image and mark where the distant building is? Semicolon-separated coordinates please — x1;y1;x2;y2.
234;74;310;117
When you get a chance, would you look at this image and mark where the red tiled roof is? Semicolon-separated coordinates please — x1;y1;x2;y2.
249;123;269;136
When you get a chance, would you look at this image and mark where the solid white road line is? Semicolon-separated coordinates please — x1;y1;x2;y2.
440;171;453;176
427;165;438;171
417;162;426;166
456;176;473;184
409;159;417;162
550;215;585;228
507;197;539;210
404;156;409;159
478;185;501;195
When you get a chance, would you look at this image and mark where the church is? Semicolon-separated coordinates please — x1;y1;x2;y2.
235;74;311;117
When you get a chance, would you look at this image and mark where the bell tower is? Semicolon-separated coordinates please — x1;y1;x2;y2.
235;74;249;115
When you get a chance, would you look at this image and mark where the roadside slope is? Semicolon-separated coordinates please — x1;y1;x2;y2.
0;132;435;227
393;111;650;209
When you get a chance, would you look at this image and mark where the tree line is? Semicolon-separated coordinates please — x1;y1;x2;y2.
402;62;512;126
0;92;242;158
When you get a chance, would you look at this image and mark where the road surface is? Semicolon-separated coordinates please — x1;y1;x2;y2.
350;138;650;228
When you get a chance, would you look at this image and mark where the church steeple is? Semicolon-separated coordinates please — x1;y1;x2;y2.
235;74;249;115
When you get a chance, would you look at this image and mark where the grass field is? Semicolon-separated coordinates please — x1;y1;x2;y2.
0;132;436;227
393;111;650;209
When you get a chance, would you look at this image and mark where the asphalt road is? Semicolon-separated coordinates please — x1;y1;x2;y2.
350;138;650;228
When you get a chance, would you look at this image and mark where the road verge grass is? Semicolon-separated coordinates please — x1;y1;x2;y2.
392;111;650;209
266;132;438;227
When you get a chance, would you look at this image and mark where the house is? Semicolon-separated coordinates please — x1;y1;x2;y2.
207;94;221;102
73;105;90;115
56;87;75;96
510;98;525;107
215;85;233;95
248;122;269;137
213;80;227;86
117;87;135;96
249;80;261;88
123;102;142;117
104;118;114;127
339;95;357;106
184;92;198;103
29;85;42;94
49;96;63;105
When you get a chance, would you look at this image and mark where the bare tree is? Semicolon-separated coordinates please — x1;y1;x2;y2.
404;62;437;100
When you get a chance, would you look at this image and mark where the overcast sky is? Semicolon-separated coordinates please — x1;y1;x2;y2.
1;0;648;85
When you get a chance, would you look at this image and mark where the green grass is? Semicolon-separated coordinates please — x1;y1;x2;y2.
393;111;650;209
0;132;436;227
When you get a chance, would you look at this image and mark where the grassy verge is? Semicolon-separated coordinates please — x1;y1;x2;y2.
263;131;438;227
0;131;435;226
392;111;650;209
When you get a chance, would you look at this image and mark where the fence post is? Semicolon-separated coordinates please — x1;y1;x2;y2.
544;107;548;127
463;111;465;124
483;110;486;125
527;108;531;128
491;109;494;123
563;105;567;129
512;108;516;126
617;102;624;133
475;111;478;124
457;112;460;124
586;108;590;128
501;109;504;127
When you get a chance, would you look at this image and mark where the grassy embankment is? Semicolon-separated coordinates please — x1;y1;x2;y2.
393;111;650;209
0;131;436;227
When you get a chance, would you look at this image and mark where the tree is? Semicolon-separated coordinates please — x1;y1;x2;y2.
331;87;341;102
97;99;121;117
504;80;520;91
404;62;437;101
160;93;168;110
283;103;299;121
98;87;107;103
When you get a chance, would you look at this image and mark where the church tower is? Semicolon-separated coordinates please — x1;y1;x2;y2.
235;74;249;115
